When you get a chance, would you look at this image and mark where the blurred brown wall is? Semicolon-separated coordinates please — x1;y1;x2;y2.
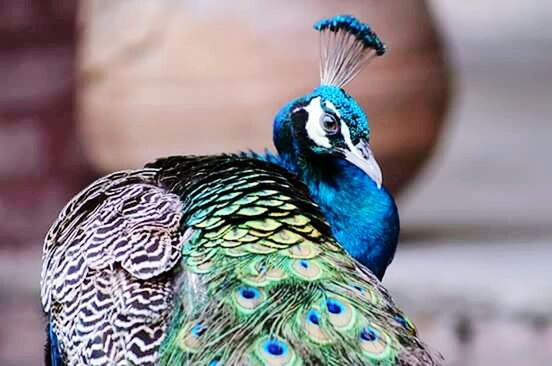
0;1;92;250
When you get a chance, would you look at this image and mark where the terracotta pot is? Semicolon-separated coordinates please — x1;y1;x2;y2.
78;0;450;194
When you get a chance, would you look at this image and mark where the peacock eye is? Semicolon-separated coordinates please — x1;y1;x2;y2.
320;114;339;134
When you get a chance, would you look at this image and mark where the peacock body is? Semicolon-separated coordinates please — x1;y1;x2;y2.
41;15;439;365
42;155;439;365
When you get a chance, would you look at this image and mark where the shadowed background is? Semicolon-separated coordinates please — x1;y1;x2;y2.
0;1;551;365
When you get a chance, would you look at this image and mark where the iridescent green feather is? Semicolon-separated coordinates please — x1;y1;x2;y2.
146;155;439;366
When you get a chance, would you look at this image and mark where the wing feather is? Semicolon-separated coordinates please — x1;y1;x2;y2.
40;169;186;365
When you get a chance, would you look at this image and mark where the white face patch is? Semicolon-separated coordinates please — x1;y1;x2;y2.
324;100;340;117
304;97;332;148
340;121;357;152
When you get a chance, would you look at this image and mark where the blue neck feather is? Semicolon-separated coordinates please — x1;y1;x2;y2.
308;158;399;279
270;151;398;279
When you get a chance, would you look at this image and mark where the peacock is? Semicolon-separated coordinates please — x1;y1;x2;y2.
41;15;439;365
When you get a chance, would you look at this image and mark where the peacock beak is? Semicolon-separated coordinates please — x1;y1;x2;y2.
343;138;383;189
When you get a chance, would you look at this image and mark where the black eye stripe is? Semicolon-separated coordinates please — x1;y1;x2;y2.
291;108;309;125
324;110;339;120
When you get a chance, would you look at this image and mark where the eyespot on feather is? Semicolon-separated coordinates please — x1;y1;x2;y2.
289;259;323;281
232;286;266;314
177;322;205;352
300;308;331;344
252;336;300;366
358;324;394;361
325;298;356;331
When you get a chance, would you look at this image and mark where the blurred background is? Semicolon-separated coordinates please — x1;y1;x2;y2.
0;1;550;365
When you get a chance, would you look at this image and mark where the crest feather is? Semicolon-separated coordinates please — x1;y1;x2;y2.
314;15;386;87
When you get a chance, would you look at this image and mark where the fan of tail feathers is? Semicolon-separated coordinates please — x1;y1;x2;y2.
41;154;441;365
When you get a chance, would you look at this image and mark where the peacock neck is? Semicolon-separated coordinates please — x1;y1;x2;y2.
272;150;399;280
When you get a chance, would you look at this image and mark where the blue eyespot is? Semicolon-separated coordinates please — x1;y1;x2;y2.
239;287;260;300
299;260;310;268
307;309;320;325
326;299;343;314
360;327;379;342
394;314;408;328
263;339;287;356
191;323;206;337
268;343;283;355
353;285;364;293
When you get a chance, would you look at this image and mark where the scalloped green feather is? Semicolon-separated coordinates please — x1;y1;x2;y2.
238;206;270;216
245;218;282;231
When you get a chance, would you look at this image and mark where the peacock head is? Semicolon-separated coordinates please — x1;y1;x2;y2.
273;15;386;188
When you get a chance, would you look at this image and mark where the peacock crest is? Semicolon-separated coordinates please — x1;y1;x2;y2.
315;15;386;87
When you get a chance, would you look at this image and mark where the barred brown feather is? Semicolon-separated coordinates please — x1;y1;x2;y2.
41;169;185;365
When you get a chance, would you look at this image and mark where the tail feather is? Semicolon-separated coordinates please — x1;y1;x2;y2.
45;322;64;366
